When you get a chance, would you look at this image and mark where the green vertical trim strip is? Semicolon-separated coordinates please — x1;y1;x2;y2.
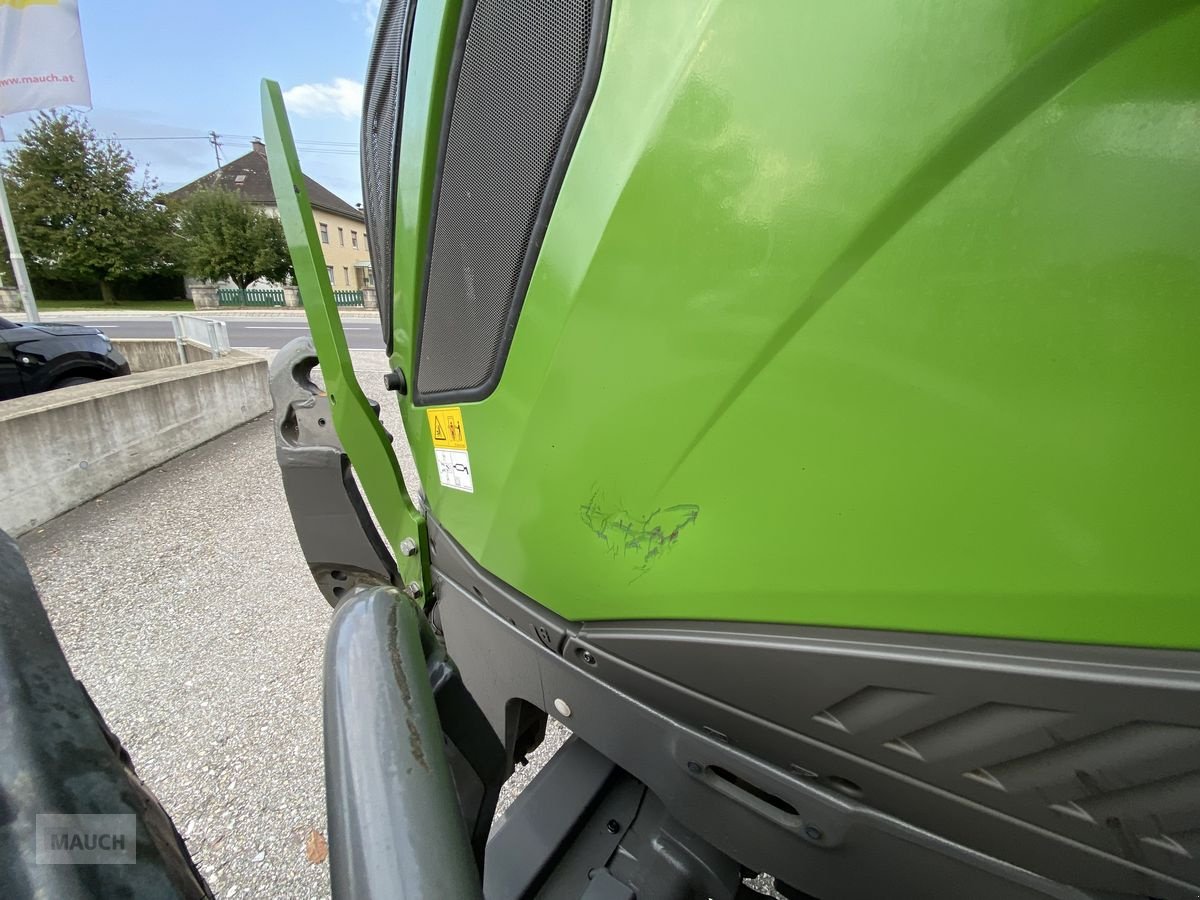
261;78;429;593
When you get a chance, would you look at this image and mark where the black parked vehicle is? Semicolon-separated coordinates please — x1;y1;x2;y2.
0;316;130;400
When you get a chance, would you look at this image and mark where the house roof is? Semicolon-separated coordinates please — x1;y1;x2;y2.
163;140;364;222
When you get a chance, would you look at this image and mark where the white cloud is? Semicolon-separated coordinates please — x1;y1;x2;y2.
281;78;363;119
335;0;381;38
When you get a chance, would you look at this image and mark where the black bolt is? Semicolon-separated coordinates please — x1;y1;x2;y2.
686;761;701;774
383;368;407;394
605;819;621;834
804;825;824;842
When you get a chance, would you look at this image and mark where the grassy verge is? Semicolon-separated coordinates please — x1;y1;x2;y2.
29;299;195;312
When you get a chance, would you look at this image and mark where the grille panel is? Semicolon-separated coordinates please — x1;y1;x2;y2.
361;0;415;353
416;0;600;398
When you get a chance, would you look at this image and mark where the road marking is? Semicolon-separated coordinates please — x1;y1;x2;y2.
242;325;372;330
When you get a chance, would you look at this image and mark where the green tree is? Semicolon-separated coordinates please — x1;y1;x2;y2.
0;230;12;288
174;189;292;290
4;111;175;304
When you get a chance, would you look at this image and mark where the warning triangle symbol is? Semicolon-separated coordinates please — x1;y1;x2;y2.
434;417;447;441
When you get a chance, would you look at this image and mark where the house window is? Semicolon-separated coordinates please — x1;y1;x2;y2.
343;266;350;285
319;223;329;244
326;266;334;284
351;230;358;249
338;227;344;246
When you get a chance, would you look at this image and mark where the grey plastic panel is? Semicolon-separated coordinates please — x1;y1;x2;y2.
579;621;1200;889
436;579;1104;900
424;517;1200;899
269;338;398;604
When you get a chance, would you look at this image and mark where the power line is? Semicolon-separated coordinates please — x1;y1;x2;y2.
223;132;356;146
105;135;212;141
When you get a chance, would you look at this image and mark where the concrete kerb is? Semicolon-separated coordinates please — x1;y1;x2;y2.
0;351;270;536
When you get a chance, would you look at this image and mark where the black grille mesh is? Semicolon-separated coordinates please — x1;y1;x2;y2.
361;0;414;353
416;0;595;397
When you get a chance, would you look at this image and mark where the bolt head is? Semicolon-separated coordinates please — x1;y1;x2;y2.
553;697;572;718
382;368;408;394
686;761;702;774
580;649;596;665
804;825;824;842
404;581;422;600
399;538;418;557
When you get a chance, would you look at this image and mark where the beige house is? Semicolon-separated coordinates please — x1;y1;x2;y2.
166;139;372;292
313;207;372;291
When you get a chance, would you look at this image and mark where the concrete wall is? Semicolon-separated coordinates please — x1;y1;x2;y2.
0;287;22;313
190;285;220;310
0;352;269;536
113;339;210;373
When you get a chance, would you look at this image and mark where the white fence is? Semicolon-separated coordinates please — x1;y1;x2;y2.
171;314;230;363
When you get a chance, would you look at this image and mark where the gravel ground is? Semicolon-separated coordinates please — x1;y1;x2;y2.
17;349;566;899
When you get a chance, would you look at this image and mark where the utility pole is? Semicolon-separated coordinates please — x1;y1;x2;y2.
0;164;38;323
209;131;223;168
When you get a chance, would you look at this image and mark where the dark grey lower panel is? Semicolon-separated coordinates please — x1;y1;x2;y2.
579;621;1200;893
428;518;1200;899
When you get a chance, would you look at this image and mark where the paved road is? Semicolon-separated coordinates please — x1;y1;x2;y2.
65;315;385;350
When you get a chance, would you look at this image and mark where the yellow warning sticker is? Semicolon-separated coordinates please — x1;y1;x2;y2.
427;406;468;450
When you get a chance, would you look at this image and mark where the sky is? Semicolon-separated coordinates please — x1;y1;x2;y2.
1;0;381;204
